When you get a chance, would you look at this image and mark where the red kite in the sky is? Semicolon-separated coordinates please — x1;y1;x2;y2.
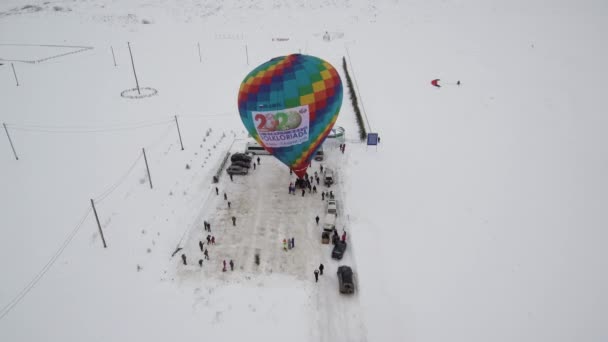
431;79;440;88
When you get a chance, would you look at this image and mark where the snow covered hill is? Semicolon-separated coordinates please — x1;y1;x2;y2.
1;0;607;341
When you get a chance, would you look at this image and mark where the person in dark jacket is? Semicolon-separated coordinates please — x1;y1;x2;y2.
314;269;319;282
229;259;234;271
181;254;187;265
199;241;204;251
198;259;203;267
224;193;228;201
215;187;219;195
315;215;320;225
204;249;209;260
319;263;324;275
232;216;236;226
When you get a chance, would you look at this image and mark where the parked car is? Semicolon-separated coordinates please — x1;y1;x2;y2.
231;160;251;168
231;153;252;163
327;199;337;215
332;240;347;260
337;266;355;294
314;146;324;161
322;213;336;233
324;168;334;186
226;165;249;175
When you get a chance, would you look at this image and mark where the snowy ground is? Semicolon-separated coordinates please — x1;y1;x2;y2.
2;0;608;341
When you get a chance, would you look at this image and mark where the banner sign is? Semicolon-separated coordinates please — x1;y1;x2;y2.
367;133;378;146
252;105;310;148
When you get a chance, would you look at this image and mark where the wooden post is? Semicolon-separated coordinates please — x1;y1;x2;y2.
127;42;141;95
3;123;18;160
197;42;202;63
11;63;19;86
142;148;153;189
174;115;184;150
111;46;117;66
90;199;107;248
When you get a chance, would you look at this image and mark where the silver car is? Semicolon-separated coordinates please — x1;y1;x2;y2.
226;165;249;175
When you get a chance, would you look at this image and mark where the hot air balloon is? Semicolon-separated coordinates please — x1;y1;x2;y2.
237;54;343;178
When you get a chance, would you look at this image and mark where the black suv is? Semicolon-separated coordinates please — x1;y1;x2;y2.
337;266;355;294
231;153;252;163
331;241;347;260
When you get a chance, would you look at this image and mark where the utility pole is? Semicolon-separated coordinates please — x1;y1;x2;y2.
90;199;107;248
11;63;19;86
127;42;141;95
142;148;153;189
174;115;184;150
111;46;117;66
3;123;18;160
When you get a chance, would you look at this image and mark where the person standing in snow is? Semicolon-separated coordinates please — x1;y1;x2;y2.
211;236;216;245
232;216;236;226
253;163;256;170
228;201;231;209
322;192;325;201
199;241;204;251
181;254;187;265
230;174;233;181
198;259;203;267
206;235;211;244
312;185;317;194
204;249;209;260
291;237;295;248
319;263;324;275
320;164;324;173
314;269;319;282
224;193;228;201
257;156;260;165
223;260;227;272
315;215;320;225
283;239;288;251
215;187;219;195
229;259;234;271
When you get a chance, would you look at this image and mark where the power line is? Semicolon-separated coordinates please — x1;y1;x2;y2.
93;153;144;204
0;207;92;321
6;119;173;133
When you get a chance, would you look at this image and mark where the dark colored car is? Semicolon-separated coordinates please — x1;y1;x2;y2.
332;241;347;260
337;266;355;294
226;165;249;175
231;153;252;163
231;160;251;168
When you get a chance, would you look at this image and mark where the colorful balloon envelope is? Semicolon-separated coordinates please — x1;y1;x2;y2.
237;54;343;178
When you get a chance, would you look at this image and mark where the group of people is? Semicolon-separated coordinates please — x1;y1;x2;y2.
314;263;325;282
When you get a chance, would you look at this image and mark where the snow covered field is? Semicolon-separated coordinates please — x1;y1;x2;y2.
1;0;608;341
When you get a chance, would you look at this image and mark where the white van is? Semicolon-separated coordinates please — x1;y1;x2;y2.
322;213;336;233
245;141;271;155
